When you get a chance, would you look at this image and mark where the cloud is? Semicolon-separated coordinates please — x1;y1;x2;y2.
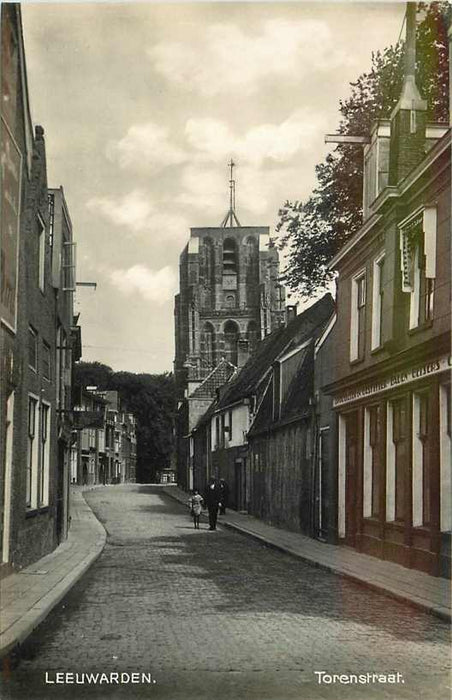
109;264;177;304
185;110;326;166
107;122;187;172
87;190;188;240
148;19;351;96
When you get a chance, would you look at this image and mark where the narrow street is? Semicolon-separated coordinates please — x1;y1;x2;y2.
4;485;450;700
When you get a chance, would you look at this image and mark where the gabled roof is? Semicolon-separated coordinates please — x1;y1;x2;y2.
216;294;335;410
248;344;314;438
190;358;236;399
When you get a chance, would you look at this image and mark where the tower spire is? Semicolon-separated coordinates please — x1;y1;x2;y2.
221;159;241;227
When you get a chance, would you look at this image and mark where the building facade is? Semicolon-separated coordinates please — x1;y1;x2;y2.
325;7;451;576
72;389;137;486
0;5;80;570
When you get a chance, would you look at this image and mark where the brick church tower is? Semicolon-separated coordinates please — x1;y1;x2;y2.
174;162;286;402
174;163;286;487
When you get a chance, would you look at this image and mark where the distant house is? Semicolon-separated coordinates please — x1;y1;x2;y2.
72;389;137;486
190;295;335;527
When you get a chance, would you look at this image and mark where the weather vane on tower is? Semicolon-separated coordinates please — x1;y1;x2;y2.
221;158;241;228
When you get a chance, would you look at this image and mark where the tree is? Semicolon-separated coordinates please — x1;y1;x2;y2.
277;2;450;298
74;362;175;482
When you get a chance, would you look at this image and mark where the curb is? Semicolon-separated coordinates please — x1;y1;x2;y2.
220;520;451;624
0;492;107;660
162;486;451;624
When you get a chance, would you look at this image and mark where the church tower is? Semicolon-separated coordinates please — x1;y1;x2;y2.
174;162;286;402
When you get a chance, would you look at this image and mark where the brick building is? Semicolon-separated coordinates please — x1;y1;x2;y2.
325;5;451;576
0;5;80;570
174;165;286;488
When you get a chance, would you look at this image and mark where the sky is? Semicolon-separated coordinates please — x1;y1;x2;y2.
21;1;406;374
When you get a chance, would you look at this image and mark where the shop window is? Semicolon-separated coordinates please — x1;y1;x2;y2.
440;384;451;532
350;271;366;361
364;405;382;518
392;398;408;522
371;253;385;350
412;392;430;527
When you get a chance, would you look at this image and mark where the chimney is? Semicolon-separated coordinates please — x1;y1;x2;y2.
388;2;427;185
285;304;298;326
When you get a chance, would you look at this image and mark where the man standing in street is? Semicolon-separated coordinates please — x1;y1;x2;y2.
203;478;221;530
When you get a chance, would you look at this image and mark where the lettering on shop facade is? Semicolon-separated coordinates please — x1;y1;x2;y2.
333;355;451;408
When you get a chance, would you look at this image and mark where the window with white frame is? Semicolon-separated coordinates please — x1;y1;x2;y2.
26;396;38;508
42;341;51;380
363;404;382;518
38;403;50;507
399;207;437;330
412;392;430;528
371;253;385;350
62;241;76;291
350;271;366;361
439;383;451;532
38;216;45;292
28;326;38;371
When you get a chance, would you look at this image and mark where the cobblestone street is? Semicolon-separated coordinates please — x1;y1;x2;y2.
3;485;451;700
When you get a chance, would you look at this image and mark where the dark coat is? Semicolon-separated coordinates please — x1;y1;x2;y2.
203;482;221;509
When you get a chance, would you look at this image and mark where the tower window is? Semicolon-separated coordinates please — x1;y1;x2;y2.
224;320;239;366
223;238;238;275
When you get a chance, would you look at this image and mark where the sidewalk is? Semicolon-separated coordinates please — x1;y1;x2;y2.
0;487;106;659
161;484;451;623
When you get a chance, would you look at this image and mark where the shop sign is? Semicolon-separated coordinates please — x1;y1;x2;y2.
333;355;451;407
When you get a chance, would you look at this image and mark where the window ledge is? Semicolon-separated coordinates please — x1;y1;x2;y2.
408;319;433;336
350;357;365;368
370;345;385;356
25;508;38;518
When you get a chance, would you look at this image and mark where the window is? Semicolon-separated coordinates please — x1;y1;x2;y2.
38;216;45;291
392;398;408;522
201;323;215;367
399;208;437;330
62;241;76;291
42;341;51;380
229;411;233;441
412;392;430;527
371;254;385;350
363;405;382;518
350;271;366;361
224;320;239;366
440;384;451;532
225;294;236;309
26;396;38;508
28;326;38;370
39;403;50;507
48;193;55;251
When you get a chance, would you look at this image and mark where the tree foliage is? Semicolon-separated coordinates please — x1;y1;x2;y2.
74;362;175;482
277;2;450;298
